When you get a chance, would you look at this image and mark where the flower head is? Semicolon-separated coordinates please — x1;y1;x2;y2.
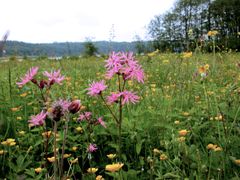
97;117;106;128
16;67;39;87
28;110;47;126
107;92;121;104
121;91;140;105
43;69;65;85
105;163;124;172
105;52;144;83
87;80;107;96
48;99;70;121
68;100;81;114
87;143;97;153
78;112;92;121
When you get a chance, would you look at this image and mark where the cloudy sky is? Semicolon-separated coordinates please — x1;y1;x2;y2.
0;0;175;43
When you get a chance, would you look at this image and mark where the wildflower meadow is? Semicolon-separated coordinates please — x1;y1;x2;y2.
0;51;240;180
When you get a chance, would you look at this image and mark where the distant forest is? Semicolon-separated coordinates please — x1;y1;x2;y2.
2;41;142;57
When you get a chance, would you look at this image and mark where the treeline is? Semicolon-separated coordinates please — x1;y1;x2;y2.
2;41;138;57
148;0;240;52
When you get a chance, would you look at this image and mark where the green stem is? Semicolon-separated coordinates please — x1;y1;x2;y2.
53;121;58;179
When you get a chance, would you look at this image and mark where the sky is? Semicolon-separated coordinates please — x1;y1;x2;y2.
0;0;175;43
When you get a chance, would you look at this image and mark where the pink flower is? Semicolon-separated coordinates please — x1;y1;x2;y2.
16;67;39;87
87;143;97;153
107;92;121;104
105;52;144;83
28;110;47;126
121;91;139;105
48;99;70;121
87;80;107;96
43;69;65;85
97;117;106;128
78;112;92;121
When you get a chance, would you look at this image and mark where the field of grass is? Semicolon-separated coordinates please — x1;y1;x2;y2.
0;52;240;179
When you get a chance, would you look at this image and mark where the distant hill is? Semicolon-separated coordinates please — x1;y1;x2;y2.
3;41;138;56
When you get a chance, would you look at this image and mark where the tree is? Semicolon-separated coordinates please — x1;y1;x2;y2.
83;40;98;57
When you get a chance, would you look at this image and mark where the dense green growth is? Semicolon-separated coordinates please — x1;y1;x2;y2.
0;52;240;179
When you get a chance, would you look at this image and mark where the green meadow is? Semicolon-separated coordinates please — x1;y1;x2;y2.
0;52;240;179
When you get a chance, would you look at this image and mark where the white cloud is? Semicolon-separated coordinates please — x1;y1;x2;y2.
0;0;175;43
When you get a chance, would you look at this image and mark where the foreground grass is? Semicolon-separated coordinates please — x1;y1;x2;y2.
0;53;240;179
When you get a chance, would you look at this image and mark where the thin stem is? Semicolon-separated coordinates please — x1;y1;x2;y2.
60;115;70;177
53;121;58;179
100;94;119;124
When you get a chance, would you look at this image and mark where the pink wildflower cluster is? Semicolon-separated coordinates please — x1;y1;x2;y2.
107;91;139;105
87;143;98;153
28;110;47;126
16;67;65;89
105;52;144;83
87;80;107;96
16;67;39;87
78;112;106;128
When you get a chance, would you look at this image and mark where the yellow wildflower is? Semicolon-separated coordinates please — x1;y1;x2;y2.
16;116;22;121
208;30;218;36
178;130;188;136
174;120;180;125
87;168;98;174
76;126;83;133
182;112;190;116
18;131;25;135
182;52;192;58
107;154;117;160
234;159;240;165
47;157;56;163
72;146;78;151
96;175;104;180
35;167;42;173
70;158;78;164
0;150;4;155
153;148;161;155
20;92;28;97
11;107;20;112
160;154;168;161
178;137;186;142
105;163;124;172
63;154;72;159
42;131;52;138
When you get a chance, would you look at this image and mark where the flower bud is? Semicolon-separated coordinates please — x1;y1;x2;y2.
39;80;47;89
68;100;81;114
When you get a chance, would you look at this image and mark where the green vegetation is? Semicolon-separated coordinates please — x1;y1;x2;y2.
0;52;240;179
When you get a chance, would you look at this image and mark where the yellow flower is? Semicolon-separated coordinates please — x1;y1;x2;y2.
0;150;5;155
182;52;192;58
70;158;78;164
177;137;186;142
75;126;83;133
63;154;72;159
174;120;180;125
16;116;22;120
214;147;222;152
207;144;215;150
153;148;161;155
178;130;188;136
11;107;20;112
96;175;104;180
42;131;52;138
204;64;210;70
20;92;28;97
160;154;168;161
87;168;98;173
208;30;218;36
182;112;190;116
105;163;124;172
72;146;78;151
35;167;42;173
47;157;56;163
9;142;16;146
107;154;117;160
234;159;240;165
